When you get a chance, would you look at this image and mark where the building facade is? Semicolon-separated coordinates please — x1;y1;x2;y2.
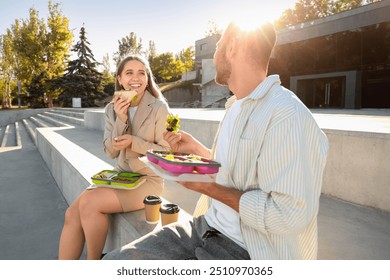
270;0;390;109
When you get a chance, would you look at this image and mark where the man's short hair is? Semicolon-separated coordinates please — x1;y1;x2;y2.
225;21;276;69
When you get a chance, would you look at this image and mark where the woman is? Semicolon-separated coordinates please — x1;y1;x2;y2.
58;55;170;259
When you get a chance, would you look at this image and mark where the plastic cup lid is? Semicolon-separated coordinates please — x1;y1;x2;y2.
143;195;162;205
159;203;180;214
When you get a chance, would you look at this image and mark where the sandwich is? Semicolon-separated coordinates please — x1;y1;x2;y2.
114;90;138;104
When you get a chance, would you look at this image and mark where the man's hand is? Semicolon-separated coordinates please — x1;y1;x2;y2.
163;130;210;158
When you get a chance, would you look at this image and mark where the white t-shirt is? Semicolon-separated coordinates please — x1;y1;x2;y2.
129;106;138;123
204;97;247;249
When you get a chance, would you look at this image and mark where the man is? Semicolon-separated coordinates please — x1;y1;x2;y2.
103;21;329;260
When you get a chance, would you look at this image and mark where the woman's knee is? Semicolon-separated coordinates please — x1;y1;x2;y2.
64;202;80;225
78;192;98;218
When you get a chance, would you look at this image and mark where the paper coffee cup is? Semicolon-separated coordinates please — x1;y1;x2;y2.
143;195;162;224
160;203;180;226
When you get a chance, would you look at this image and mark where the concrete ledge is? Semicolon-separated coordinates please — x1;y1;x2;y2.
36;127;193;252
43;111;84;126
322;130;390;211
0;108;49;127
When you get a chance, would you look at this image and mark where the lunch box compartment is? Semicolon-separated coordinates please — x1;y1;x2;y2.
91;170;143;187
146;150;221;174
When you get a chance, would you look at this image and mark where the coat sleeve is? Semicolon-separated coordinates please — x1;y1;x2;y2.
130;102;171;154
103;103;130;159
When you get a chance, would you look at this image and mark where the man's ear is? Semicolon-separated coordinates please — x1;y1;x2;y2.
226;37;238;59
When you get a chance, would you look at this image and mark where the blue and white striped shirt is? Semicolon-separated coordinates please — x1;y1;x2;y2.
194;75;329;259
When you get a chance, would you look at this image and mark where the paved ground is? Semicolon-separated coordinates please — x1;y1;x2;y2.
0;109;389;260
0;127;68;260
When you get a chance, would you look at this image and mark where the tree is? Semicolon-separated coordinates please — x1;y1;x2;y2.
44;1;73;107
55;26;103;107
146;40;157;66
0;33;15;108
150;52;184;82
204;19;223;37
25;71;48;108
113;32;143;66
1;1;72;108
274;0;379;29
101;53;115;94
176;47;195;72
11;8;46;89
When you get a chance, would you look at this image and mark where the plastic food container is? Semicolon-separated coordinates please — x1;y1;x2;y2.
146;150;221;174
158;160;194;173
91;170;143;187
117;172;143;178
91;170;118;185
146;153;159;164
110;176;144;188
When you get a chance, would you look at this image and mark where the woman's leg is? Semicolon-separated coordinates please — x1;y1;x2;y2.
58;195;85;260
78;188;123;260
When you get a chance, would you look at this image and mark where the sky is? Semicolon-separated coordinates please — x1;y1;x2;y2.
0;0;297;70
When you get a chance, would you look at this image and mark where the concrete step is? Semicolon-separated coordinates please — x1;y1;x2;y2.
14;122;22;147
0;126;4;144
29;116;53;128
50;108;85;119
22;118;39;146
0;107;84;149
0;120;37;149
43;111;84;126
0;126;5;147
52;107;88;113
37;113;73;127
0;123;16;147
15;120;35;149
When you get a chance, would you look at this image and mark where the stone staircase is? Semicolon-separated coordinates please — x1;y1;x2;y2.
0;108;85;149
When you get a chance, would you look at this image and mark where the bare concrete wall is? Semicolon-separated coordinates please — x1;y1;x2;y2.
162;86;201;107
322;130;390;211
0;109;48;127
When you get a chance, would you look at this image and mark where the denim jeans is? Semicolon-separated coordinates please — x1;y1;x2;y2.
103;216;250;260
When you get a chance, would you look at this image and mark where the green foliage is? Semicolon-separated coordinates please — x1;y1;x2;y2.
0;1;72;108
146;40;157;66
44;1;73;106
101;53;115;94
25;71;48;108
148;48;194;83
112;33;194;83
150;52;185;82
274;0;378;29
176;47;195;72
113;32;143;67
55;26;104;107
0;32;15;108
11;8;47;84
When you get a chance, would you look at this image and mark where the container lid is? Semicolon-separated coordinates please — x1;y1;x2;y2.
143;195;162;205
159;203;180;214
